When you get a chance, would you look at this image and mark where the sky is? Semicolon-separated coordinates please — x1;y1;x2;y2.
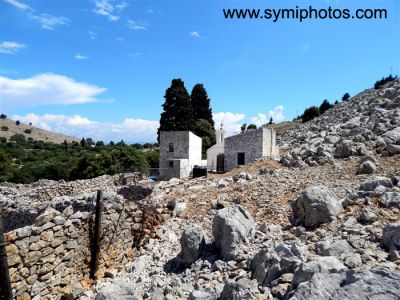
0;0;399;143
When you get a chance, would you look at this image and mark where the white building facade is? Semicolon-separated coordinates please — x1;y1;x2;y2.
206;125;226;172
159;131;202;180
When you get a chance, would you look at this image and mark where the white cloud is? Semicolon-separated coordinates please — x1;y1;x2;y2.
4;0;69;30
30;13;69;30
74;53;89;60
0;73;107;108
11;113;159;143
190;31;202;38
0;41;26;54
127;20;147;30
251;106;285;125
268;105;285;123
4;0;29;10
94;0;123;21
88;31;98;40
250;113;267;127
213;112;245;136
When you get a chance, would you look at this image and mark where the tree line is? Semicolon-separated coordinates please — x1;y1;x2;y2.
297;74;397;123
0;135;159;184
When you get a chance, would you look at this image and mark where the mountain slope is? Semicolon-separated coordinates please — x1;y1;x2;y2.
0;118;79;144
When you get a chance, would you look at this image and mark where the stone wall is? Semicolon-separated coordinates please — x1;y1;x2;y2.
224;127;278;172
4;190;157;299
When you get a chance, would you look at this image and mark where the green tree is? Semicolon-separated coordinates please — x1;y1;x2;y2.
80;138;87;148
157;79;194;141
0;149;11;180
241;123;247;133
269;117;274;125
247;124;257;130
15;120;20;126
191;119;216;156
319;99;333;114
302;106;320;123
144;150;160;168
0;114;7;119
190;84;214;127
10;134;26;144
342;93;350;101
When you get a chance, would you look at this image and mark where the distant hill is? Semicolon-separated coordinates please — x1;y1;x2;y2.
0;118;79;144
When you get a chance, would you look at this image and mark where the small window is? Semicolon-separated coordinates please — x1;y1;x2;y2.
169;161;174;168
169;143;174;152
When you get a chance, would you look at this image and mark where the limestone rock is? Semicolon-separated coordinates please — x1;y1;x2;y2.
359;176;393;191
220;278;260;300
380;192;400;208
180;223;206;265
290;186;342;228
381;222;400;261
291;256;346;288
95;280;138;300
251;243;308;287
290;268;400;300
212;205;256;260
356;161;376;175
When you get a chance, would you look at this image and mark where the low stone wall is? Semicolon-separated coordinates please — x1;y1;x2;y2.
4;190;159;299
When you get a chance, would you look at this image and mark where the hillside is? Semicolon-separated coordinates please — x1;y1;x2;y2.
0;118;79;144
1;79;400;299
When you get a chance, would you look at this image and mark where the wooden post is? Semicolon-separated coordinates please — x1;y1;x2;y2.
0;216;13;300
90;190;103;279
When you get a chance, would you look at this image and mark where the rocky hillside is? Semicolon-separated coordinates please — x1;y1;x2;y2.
0;118;78;144
1;79;400;300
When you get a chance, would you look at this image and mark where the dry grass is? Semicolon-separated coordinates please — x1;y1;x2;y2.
0;118;79;144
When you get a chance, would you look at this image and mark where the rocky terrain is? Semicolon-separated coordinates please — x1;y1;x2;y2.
1;79;400;299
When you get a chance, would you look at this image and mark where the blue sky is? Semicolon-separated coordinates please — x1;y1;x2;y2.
0;0;399;143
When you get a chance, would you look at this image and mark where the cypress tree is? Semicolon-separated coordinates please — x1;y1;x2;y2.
158;79;194;141
190;84;215;127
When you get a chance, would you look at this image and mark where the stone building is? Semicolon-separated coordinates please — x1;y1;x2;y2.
159;131;202;180
207;124;226;172
224;127;279;171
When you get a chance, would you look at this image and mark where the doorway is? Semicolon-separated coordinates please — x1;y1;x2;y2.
237;152;245;166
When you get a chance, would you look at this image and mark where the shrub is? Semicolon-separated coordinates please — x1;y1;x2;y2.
0;114;6;119
24;129;32;134
302;106;320;123
319;99;333;114
1;126;9;131
247;124;257;130
15;120;21;126
342;93;350;101
374;75;397;89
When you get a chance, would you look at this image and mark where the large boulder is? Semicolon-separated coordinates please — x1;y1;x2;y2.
289;268;400;300
315;240;353;257
180;223;206;265
359;176;393;191
381;222;400;261
212;205;256;260
291;256;346;288
220;278;260;300
251;243;308;287
95;280;137;300
290;186;343;228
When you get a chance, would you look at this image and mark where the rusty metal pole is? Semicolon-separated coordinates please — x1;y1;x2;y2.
90;190;103;279
0;215;12;300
